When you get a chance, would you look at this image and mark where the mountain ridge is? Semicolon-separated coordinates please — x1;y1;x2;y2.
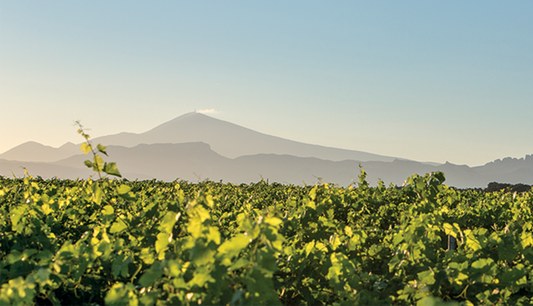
0;141;80;162
91;112;401;162
1;113;532;188
1;142;532;188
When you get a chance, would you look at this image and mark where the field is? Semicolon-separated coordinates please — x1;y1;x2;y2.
1;169;533;305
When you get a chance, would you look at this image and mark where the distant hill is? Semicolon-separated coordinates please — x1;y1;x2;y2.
0;141;80;162
0;159;93;179
2;142;532;188
91;112;400;162
1;113;531;188
1;113;401;163
52;142;228;182
473;156;533;185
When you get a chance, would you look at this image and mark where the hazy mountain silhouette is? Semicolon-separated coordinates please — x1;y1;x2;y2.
52;142;228;182
472;155;533;184
1;113;532;188
91;112;400;162
0;159;93;179
2;142;531;188
1;113;401;163
0;141;80;162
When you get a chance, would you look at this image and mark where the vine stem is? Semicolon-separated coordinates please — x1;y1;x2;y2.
74;120;102;180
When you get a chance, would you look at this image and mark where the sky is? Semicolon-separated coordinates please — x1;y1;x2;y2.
1;1;532;166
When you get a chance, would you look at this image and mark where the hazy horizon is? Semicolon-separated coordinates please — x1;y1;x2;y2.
1;1;532;167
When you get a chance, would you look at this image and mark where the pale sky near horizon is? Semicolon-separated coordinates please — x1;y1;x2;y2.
1;1;532;166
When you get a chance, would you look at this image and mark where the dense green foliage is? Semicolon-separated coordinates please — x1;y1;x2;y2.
1;170;533;305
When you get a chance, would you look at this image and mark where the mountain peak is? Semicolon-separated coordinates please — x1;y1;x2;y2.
0;141;80;162
4;112;399;164
91;112;398;162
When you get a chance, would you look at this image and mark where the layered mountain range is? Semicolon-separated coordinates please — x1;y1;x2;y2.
1;112;532;188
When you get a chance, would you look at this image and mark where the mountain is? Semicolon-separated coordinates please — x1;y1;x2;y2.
473;155;533;184
1;113;400;163
1;113;532;188
0;159;93;179
91;112;399;162
53;142;229;182
2;142;532;188
0;141;80;162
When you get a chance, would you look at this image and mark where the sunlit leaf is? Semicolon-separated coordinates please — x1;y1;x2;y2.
97;144;108;156
80;143;92;155
217;234;249;260
138;262;164;288
110;219;128;233
104;162;122;177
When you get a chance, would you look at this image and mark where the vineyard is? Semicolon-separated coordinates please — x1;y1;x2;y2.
1;168;533;305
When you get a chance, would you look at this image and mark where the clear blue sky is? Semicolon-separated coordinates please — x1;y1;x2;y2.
1;1;532;166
